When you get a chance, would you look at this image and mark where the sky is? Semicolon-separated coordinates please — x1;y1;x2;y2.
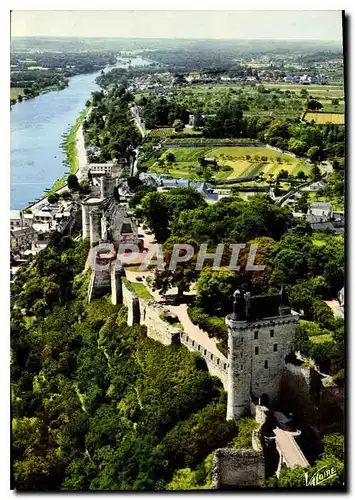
11;10;343;40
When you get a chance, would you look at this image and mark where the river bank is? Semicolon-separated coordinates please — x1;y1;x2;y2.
46;105;90;196
11;55;152;210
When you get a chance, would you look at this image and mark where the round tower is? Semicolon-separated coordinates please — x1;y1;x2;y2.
226;290;252;420
81;203;90;240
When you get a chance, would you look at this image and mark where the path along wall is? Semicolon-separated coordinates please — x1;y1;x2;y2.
120;279;228;388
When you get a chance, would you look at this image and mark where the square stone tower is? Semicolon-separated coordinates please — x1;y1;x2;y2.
225;288;299;420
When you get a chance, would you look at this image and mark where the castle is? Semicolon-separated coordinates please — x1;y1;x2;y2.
81;174;141;250
225;288;299;420
81;172;300;425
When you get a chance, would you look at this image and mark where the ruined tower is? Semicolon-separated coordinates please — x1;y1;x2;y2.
226;287;299;420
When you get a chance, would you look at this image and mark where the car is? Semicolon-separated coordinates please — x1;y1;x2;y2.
136;276;143;282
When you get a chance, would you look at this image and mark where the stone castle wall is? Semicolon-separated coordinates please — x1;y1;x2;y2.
180;331;228;389
122;280;140;325
88;268;111;303
120;280;228;387
140;299;181;346
280;362;319;424
211;448;265;489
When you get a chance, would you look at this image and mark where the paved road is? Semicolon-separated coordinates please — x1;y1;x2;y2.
274;427;309;469
76;123;88;181
130;105;146;138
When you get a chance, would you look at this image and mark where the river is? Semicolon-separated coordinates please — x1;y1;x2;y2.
11;56;151;210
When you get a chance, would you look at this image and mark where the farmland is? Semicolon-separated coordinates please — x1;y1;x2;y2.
170;82;344;121
304;112;345;125
146;127;202;138
147;145;311;181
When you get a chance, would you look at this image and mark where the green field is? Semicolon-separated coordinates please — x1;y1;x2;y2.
171;82;344;120
263;83;344;98
146;127;202;138
148;146;311;180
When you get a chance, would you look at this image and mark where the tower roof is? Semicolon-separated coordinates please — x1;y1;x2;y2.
231;286;291;321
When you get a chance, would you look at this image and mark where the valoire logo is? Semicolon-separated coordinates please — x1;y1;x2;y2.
305;465;338;487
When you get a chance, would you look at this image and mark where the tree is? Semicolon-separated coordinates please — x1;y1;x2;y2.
296;170;307;182
141;191;170;243
295;192;309;213
288;282;314;317
310;299;335;330
307;146;324;165
195;268;240;315
67;174;80;191
322;433;344;461
62;191;72;201
166;152;176;163
173;119;185;132
79;180;91;194
152;238;200;300
288;138;307;156
311;165;322;181
137;96;147;106
47;193;59;205
127;176;143;192
276;169;289;182
307;99;323;111
291;218;312;239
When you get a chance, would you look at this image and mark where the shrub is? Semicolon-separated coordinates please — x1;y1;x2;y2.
187;307;228;345
332;369;344;388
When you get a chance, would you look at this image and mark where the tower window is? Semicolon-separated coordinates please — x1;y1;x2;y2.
254;331;258;340
264;360;268;369
255;346;259;355
273;344;278;352
241;364;243;370
270;329;275;337
121;223;132;234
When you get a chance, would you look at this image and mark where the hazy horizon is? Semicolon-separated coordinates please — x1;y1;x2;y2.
11;10;343;41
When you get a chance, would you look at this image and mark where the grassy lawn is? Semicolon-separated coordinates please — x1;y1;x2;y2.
304;112;344;125
149;146;311;181
123;278;153;301
63;106;89;175
10;87;24;99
